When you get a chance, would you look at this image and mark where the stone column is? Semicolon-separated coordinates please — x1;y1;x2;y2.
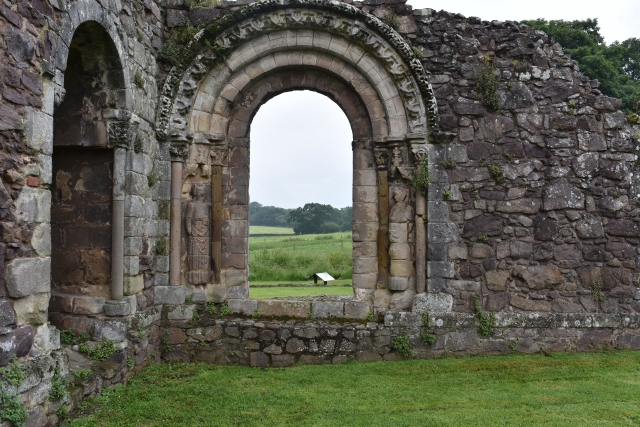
169;143;188;286
415;192;426;294
170;160;183;285
352;139;378;303
111;147;126;301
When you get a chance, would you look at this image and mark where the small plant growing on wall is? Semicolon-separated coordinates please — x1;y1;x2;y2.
591;281;605;302
391;334;414;358
441;158;456;169
134;71;145;90
410;157;430;192
0;356;27;427
475;63;500;111
473;297;496;337
382;13;400;30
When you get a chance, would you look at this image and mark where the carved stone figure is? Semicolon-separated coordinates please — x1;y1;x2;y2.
185;184;211;284
388;187;415;291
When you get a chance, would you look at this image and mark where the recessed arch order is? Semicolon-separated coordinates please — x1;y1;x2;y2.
158;0;440;309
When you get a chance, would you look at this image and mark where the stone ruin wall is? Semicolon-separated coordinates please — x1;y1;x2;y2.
0;0;639;425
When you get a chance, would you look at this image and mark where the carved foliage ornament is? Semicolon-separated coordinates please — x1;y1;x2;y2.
156;0;439;142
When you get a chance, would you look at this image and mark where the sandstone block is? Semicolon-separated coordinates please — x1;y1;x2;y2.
31;223;51;256
6;257;51;298
485;293;509;311
469;243;493;259
514;265;562;290
389;223;408;243
510;295;551;312
390;260;415;277
390;288;416;310
124;275;144;296
73;296;106;315
13;294;49;325
388;276;411;291
485;270;510;291
389;243;410;260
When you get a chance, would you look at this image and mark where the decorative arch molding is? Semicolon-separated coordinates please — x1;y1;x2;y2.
156;0;440;144
159;0;448;310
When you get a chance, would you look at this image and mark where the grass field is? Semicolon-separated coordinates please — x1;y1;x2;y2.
67;352;640;427
249;229;352;283
250;285;353;299
249;225;295;235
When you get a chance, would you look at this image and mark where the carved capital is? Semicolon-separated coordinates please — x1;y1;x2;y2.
210;146;228;166
170;143;189;162
410;143;428;162
108;121;131;149
373;148;388;170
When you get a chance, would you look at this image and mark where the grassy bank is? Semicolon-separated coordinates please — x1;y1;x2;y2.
249;225;295;235
249;230;352;282
67;352;640;426
250;285;353;299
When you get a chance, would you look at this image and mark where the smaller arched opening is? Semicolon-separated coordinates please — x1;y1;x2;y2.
248;90;354;298
49;21;126;326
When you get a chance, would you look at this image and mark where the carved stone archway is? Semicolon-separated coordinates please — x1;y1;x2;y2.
157;0;440;311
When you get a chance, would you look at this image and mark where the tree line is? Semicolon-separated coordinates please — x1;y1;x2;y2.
249;201;352;234
523;18;640;115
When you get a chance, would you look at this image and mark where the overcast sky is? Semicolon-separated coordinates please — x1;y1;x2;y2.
249;0;639;210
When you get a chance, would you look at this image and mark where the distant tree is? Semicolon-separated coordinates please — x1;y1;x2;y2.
288;203;336;234
523;18;640;114
249;202;294;227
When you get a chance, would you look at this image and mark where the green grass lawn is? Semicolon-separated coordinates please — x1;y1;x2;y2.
250;285;353;299
67;352;640;427
249;225;295;235
249;230;352;283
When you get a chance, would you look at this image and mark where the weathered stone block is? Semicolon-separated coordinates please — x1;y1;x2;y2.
427;261;454;279
167;304;195;320
124;275;144;296
13;293;49;325
510;295;551;312
92;320;127;342
0;325;33;366
412;292;453;314
496;198;541;214
73;296;106;315
6;257;50;298
154;286;186;305
250;351;270;367
391;289;416;310
0;300;16;327
311;301;344;318
543;179;584;210
25;108;53;155
16;188;51;223
450;280;480;292
104;299;132;317
390;260;415;277
514;265;562;290
228;299;257;316
485;270;510;291
344;301;370;319
257;300;310;318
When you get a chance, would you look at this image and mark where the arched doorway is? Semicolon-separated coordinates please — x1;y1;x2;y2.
159;2;437;313
49;21;127;323
248;90;353;294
